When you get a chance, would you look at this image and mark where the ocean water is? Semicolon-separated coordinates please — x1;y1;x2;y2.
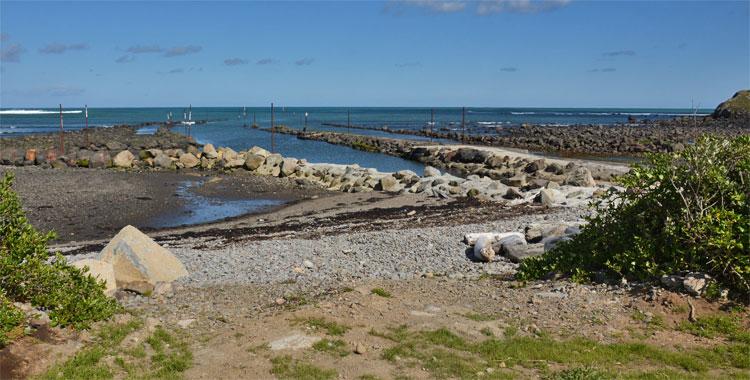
0;107;710;172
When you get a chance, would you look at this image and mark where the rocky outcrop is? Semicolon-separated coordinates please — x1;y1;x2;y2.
713;90;750;119
97;225;188;294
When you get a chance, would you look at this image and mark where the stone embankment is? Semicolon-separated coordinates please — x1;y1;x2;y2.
109;142;609;206
271;125;627;182
0;125;198;169
301;115;749;156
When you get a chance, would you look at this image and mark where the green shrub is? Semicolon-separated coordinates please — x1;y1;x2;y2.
0;290;24;347
0;172;119;330
518;136;750;299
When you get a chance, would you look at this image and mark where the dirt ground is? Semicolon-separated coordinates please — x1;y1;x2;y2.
4;278;747;380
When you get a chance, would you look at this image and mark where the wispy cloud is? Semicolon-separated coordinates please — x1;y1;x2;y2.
0;34;8;42
224;58;248;66
127;45;163;54
39;43;89;54
256;58;279;65
386;0;570;15
158;67;203;75
588;67;616;73
476;0;571;15
602;50;635;57
164;45;202;57
115;54;134;63
295;57;315;66
500;66;518;72
0;44;25;62
395;61;421;68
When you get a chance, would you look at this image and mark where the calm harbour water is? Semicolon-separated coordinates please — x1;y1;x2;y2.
0;107;709;173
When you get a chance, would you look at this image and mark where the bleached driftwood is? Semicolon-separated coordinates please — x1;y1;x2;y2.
473;236;496;262
463;232;524;246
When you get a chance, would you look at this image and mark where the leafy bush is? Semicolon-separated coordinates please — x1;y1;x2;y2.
518;135;750;299
0;290;24;346
0;172;119;330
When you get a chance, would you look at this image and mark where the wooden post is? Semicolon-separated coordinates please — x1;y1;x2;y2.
59;104;65;155
84;104;89;147
430;108;434;142
461;106;466;142
271;102;275;153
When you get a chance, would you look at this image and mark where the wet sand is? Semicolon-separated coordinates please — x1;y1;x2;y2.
4;166;326;244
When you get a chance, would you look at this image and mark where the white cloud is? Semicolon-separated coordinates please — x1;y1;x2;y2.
39;43;89;54
476;0;571;15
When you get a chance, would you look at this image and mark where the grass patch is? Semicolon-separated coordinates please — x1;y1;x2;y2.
463;312;498;322
270;355;337;380
313;338;350;357
299;317;350;336
358;375;382;380
679;314;750;342
38;318;192;380
371;288;392;298
371;324;750;379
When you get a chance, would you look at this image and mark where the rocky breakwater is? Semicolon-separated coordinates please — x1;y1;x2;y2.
163;143;611;207
0;124;199;169
408;144;628;185
268;126;627;185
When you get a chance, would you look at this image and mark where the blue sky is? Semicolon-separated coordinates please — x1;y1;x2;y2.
0;0;748;108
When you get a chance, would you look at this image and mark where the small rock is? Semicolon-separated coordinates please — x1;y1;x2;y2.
270;333;321;351
354;342;367;354
177;319;196;329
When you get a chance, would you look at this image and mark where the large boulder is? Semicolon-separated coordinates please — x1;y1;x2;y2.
280;158;299;177
377;175;402;192
244;154;265;171
113;150;135;168
249;146;271;158
154;154;175;169
106;141;128;151
202;144;218;159
424;166;441;177
534;188;563;207
564;167;596;187
97;225;188;294
712;90;750;119
90;151;112;169
179;153;200;168
221;147;238;162
71;259;117;296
